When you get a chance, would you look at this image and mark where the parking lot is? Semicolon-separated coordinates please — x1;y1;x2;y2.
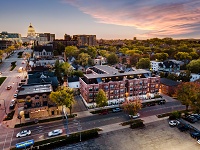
54;119;200;150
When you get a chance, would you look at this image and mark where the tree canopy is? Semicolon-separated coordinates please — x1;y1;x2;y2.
136;58;150;69
122;100;142;115
107;53;119;65
95;89;108;107
187;59;200;73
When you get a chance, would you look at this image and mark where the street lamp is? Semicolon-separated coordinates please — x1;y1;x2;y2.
0;99;7;115
73;119;82;142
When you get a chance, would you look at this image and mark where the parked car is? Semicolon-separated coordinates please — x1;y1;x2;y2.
191;114;200;120
197;139;200;144
13;94;18;98
99;110;109;115
9;99;16;110
6;85;12;90
48;129;63;137
177;124;189;132
129;113;140;119
185;115;198;123
16;130;31;138
169;120;180;127
190;132;200;139
112;108;122;113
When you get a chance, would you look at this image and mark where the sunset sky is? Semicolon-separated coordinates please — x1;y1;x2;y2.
0;0;200;40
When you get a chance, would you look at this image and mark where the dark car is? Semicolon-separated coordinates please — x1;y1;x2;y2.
190;132;200;139
9;99;16;110
99;110;109;115
185;116;198;123
191;114;200;120
177;124;189;132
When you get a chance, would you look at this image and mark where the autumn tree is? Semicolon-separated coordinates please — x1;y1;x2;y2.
122;100;142;116
61;62;73;78
187;59;200;73
136;58;150;69
49;87;74;115
176;82;199;110
95;89;108;108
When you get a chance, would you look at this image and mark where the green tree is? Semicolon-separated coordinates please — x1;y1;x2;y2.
177;70;191;82
87;46;97;59
136;58;150;69
174;52;192;61
107;53;119;65
99;50;109;58
189;52;199;60
65;46;79;58
95;89;108;107
49;87;74;115
176;82;199;110
54;60;63;84
61;62;73;78
187;59;200;73
122;100;142;116
154;53;169;61
77;52;91;67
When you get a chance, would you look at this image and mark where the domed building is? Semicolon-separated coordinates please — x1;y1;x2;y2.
27;23;36;38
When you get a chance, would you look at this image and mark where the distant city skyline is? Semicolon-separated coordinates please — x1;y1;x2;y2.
1;0;200;40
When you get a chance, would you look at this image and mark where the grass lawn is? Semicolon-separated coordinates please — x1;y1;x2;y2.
0;77;6;86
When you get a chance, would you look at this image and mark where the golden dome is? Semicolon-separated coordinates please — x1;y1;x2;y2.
27;23;36;37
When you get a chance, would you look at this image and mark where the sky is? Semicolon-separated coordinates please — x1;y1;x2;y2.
0;0;200;40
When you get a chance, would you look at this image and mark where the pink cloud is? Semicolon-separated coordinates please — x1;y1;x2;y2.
63;0;200;37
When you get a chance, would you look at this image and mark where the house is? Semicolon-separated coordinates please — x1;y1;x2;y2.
150;61;162;72
80;65;160;108
158;60;184;73
17;84;60;119
27;71;59;90
160;78;180;96
33;45;53;59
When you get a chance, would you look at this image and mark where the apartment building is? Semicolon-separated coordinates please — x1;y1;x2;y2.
80;65;160;107
73;35;97;46
17;84;59;119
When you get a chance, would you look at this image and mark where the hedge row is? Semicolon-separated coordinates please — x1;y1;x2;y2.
157;109;192;118
130;121;145;129
10;128;99;150
3;110;15;121
15;114;77;128
121;119;143;126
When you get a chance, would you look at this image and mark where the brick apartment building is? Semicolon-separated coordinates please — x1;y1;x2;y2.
80;65;160;108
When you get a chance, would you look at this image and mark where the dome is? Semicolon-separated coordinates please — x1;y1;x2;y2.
27;23;36;38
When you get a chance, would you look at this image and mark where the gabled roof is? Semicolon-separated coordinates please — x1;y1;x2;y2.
160;78;180;86
27;77;59;87
34;45;53;52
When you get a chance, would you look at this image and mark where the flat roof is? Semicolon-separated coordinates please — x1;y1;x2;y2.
18;84;53;96
84;65;151;79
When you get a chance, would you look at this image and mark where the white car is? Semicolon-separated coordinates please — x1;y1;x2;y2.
16;130;31;138
129;113;140;119
169;120;180;127
112;108;122;113
14;94;18;98
48;129;63;137
197;139;200;144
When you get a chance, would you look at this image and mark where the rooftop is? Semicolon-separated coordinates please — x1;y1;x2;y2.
18;84;53;96
84;65;151;79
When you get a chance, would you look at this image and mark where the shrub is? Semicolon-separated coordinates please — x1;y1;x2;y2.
130;121;145;129
3;110;15;121
121;119;143;126
169;111;181;120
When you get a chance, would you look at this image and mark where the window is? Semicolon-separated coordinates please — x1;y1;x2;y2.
43;95;47;99
89;88;93;91
35;96;39;100
130;88;133;91
110;85;114;89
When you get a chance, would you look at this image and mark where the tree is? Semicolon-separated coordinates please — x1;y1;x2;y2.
107;53;119;65
122;100;142;116
136;58;150;69
77;52;91;67
49;87;74;115
95;89;108;107
65;46;79;58
154;53;169;61
174;52;191;61
61;62;73;78
176;82;199;110
189;52;199;60
187;59;200;73
54;60;63;84
177;70;191;82
87;46;97;59
99;50;109;58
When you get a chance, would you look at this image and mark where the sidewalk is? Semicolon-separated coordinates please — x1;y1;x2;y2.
99;115;168;134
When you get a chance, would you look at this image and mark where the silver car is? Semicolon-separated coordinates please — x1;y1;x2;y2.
16;130;31;138
48;129;63;137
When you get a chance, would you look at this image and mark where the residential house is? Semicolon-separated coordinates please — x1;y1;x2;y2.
33;45;53;59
